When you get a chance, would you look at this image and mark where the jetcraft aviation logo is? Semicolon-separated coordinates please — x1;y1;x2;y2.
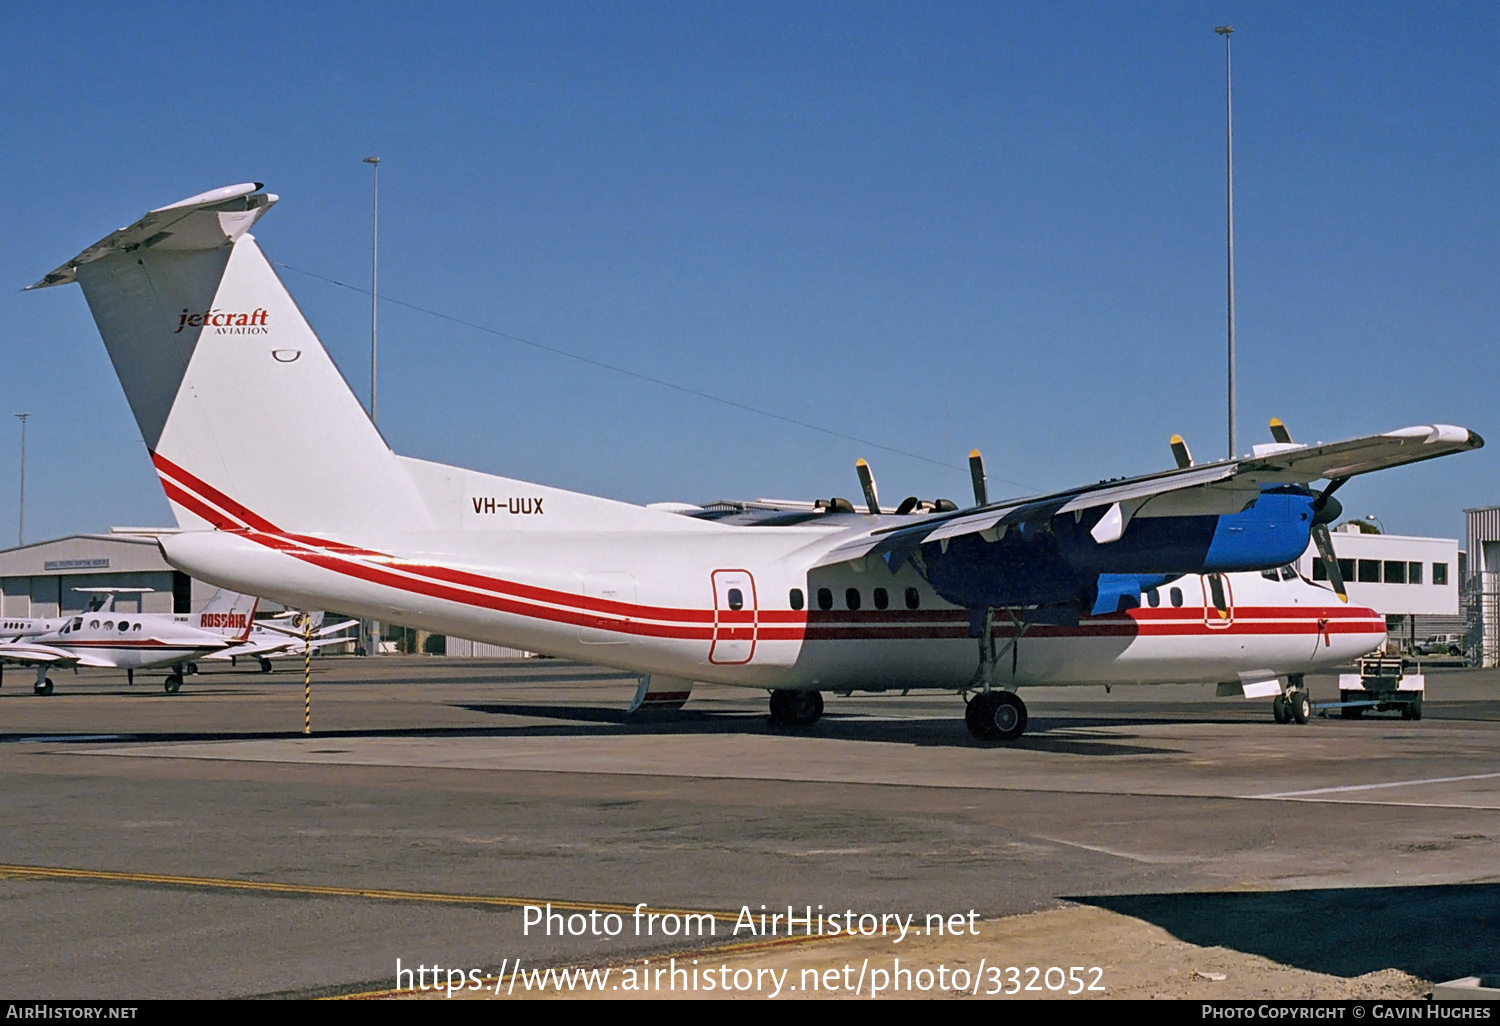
174;308;270;334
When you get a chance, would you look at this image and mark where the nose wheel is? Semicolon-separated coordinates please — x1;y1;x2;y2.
966;690;1027;741
1272;690;1310;725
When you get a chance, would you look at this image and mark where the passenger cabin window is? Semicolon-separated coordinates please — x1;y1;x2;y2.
1146;588;1160;607
816;587;833;611
89;620;99;629
1408;562;1423;585
789;588;804;611
845;588;861;611
1169;587;1183;607
1434;563;1449;586
904;588;920;610
873;588;889;610
134;623;142;631
726;588;744;611
118;621;130;632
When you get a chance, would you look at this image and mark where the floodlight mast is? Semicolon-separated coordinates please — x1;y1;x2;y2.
1216;25;1236;461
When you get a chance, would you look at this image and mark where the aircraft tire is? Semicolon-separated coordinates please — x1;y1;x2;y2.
966;691;1026;741
34;678;53;696
1273;695;1291;724
164;675;182;695
259;658;273;674
1290;691;1310;725
768;689;823;727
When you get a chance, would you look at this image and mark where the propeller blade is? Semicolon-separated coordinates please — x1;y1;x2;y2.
1311;522;1348;603
855;459;881;515
1269;418;1293;444
968;450;988;507
1169;435;1193;469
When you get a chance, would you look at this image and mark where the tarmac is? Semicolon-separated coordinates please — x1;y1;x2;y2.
1;656;1497;999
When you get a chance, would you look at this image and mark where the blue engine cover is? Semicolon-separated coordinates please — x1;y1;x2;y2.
922;486;1314;610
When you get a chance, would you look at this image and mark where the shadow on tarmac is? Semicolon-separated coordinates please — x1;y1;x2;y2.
0;704;1184;757
1075;884;1500;981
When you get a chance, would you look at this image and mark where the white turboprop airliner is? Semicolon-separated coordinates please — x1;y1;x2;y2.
28;184;1482;738
0;589;257;694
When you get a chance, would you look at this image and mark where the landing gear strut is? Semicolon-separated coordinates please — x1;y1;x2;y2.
768;689;823;727
164;663;185;694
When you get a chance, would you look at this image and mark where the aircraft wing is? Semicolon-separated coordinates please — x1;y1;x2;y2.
809;423;1482;570
0;643;91;668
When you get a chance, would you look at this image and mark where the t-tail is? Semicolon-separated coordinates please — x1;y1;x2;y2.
29;184;432;537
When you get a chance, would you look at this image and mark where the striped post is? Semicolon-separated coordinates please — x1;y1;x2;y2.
303;613;313;734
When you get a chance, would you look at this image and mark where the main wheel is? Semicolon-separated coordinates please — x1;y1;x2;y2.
1290;691;1310;724
186;662;199;676
965;691;1027;741
34;677;53;696
259;658;273;674
1273;695;1291;724
769;689;823;727
164;675;182;694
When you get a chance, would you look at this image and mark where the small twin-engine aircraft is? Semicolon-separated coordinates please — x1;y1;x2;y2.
0;588;255;694
199;609;358;673
29;184;1482;737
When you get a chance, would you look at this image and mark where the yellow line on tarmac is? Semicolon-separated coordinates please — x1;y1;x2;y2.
0;863;721;918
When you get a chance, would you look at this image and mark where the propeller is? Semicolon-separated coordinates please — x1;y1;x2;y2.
855;459;881;515
1269;417;1293;444
1169;435;1193;469
1309;477;1349;602
969;450;988;506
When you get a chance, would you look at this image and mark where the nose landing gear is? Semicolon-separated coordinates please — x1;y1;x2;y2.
965;690;1028;741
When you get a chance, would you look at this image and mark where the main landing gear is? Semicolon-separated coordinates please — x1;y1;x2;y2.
259;657;274;674
1272;676;1311;725
33;666;54;696
164;663;186;695
964;607;1030;741
768;688;823;727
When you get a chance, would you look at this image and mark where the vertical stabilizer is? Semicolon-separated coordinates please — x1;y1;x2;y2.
32;186;431;537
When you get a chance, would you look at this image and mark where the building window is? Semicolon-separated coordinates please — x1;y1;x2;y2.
1358;559;1381;583
816;587;833;611
1408;562;1423;585
1434;563;1449;586
904;587;920;610
1383;561;1406;584
1339;559;1355;582
873;587;889;610
789;588;804;611
845;588;861;611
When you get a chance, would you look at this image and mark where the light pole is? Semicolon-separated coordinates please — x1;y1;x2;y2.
364;156;381;425
14;413;28;546
1216;25;1236;461
362;156;382;658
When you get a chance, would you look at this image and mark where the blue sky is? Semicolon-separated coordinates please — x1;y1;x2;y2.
2;2;1496;543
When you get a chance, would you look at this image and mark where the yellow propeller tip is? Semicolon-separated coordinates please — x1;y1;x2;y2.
969;449;982;459
855;458;868;467
1170;434;1183;444
1269;417;1284;428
